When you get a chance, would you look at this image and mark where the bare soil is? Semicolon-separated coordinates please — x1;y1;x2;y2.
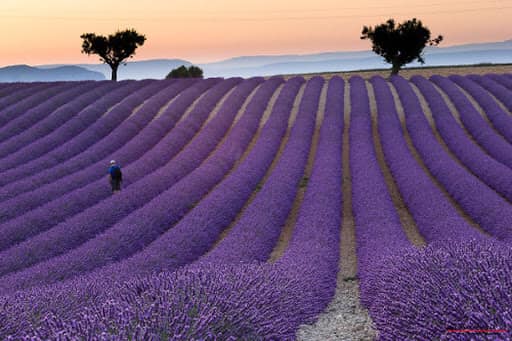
269;79;327;262
283;63;512;80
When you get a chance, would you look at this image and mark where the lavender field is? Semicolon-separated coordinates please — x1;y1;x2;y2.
0;74;511;340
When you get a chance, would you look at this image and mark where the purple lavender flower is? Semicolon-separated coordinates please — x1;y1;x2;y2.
369;239;512;340
391;75;512;242
431;75;512;170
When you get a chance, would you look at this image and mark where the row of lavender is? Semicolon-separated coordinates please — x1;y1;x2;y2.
0;76;344;339
0;77;248;281
0;79;221;255
0;74;512;339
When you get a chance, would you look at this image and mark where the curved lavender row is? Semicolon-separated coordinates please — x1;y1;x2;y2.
272;77;344;333
0;78;235;256
369;240;512;340
0;81;118;153
33;80;199;164
0;82;29;98
0;82;116;159
0;82;87;139
0;81;165;219
488;73;512;90
0;78;258;282
105;76;303;277
0;78;282;292
449;74;512;144
0;79;224;250
3;80;505;340
431;75;512;170
109;76;308;276
0;80;194;217
0;74;288;335
0;82;67;127
0;81;180;197
197;77;321;265
413;75;512;204
0;82;15;93
371;76;483;242
0;80;157;174
0;79;194;198
4;243;512;339
0;79;213;209
72;77;296;279
0;263;310;340
468;74;512;112
391;76;512;241
348;76;410;307
0;77;272;336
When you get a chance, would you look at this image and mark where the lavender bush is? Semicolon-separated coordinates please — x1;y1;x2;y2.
0;82;44;103
0;79;214;210
488;74;512;89
0;76;511;340
0;78;239;271
348;76;411;307
370;75;483;242
0;77;337;340
0;80;169;186
274;76;344;327
368;239;512;340
449;75;512;145
0;80;156;175
392;75;512;242
200;76;320;264
412;75;512;205
431;75;512;170
0;79;194;225
107;76;301;276
0;78;267;290
0;82;76;141
469;74;512;112
1;263;312;340
0;81;115;159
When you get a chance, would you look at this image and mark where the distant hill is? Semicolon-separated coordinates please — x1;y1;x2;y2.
40;59;192;80
198;39;512;77
0;65;105;82
217;48;512;77
5;39;512;80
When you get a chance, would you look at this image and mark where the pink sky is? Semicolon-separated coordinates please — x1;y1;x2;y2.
0;0;510;66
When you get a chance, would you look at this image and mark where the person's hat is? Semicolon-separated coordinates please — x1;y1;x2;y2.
110;160;116;165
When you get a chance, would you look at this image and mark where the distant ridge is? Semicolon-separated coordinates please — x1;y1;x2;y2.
198;39;512;77
3;39;512;80
0;65;105;82
39;59;192;81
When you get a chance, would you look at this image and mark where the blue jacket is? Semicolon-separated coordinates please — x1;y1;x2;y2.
108;165;122;180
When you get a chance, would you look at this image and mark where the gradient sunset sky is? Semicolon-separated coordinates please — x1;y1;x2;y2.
1;0;511;66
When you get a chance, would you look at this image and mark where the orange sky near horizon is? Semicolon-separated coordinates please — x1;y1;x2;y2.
0;0;511;66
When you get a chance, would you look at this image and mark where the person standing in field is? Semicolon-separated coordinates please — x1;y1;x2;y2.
108;160;123;193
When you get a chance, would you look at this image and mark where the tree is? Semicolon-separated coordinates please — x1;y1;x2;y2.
80;29;146;81
361;18;443;75
166;65;190;78
188;66;204;78
166;65;204;79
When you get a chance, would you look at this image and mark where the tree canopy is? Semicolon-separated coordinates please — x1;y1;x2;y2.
80;29;146;81
166;65;204;79
361;18;443;75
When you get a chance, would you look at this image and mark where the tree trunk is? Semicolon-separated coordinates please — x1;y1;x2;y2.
390;62;401;76
111;64;119;81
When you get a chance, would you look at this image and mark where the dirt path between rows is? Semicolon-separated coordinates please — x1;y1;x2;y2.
269;80;326;262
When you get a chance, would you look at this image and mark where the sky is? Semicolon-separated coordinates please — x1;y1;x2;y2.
0;0;511;66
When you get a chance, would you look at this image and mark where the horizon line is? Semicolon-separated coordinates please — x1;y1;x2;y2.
1;37;509;69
